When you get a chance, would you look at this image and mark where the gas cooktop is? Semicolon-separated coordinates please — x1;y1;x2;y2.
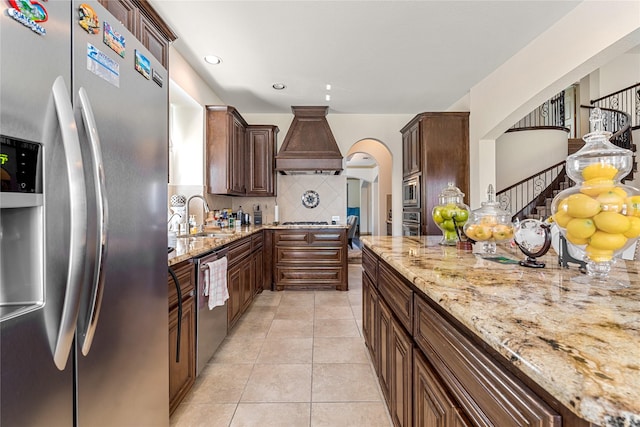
282;221;329;225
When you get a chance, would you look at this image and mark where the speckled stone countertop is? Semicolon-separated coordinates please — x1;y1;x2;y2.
361;235;640;427
168;224;349;266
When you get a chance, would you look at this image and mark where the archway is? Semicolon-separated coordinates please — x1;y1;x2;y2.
345;139;393;236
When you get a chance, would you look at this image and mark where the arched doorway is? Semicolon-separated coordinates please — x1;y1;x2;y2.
345;139;393;236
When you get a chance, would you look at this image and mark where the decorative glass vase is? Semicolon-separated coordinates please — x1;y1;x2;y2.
551;108;640;280
463;185;514;254
431;183;470;246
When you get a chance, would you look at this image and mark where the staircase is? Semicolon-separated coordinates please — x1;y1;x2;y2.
497;84;638;223
525;173;573;221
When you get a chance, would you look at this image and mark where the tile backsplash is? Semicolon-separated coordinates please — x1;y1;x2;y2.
276;175;346;224
169;175;347;226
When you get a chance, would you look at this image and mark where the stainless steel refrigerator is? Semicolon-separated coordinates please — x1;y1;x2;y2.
1;1;168;425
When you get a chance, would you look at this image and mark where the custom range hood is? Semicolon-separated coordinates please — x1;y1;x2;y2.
275;106;343;175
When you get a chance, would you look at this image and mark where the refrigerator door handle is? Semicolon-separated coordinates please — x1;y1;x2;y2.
77;88;109;356
51;76;88;370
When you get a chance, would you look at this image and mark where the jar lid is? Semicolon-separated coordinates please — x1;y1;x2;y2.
438;182;466;205
471;185;511;220
565;108;633;183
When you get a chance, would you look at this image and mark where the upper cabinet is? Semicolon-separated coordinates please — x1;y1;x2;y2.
402;122;421;178
206;106;248;196
98;0;177;68
400;112;469;235
206;106;278;197
246;125;278;197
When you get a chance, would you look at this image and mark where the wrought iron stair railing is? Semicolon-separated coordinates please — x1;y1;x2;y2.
496;161;567;222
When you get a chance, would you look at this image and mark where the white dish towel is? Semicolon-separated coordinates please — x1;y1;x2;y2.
203;257;229;310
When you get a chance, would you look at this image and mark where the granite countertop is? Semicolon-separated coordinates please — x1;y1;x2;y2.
168;224;349;266
361;235;640;427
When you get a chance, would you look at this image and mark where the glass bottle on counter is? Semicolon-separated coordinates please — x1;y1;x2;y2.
188;214;197;235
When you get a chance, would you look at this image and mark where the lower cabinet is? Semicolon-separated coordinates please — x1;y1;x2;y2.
227;232;264;330
367;271;413;427
273;228;348;291
414;350;471;427
362;247;563;427
168;261;196;415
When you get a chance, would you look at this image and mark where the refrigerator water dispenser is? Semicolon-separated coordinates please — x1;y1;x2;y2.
0;136;44;321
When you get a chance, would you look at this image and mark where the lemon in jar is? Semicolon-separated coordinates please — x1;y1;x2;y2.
592;212;631;234
581;163;618;181
566;218;597;239
580;178;615;197
585;245;614;262
596;191;625;213
588;231;628;251
623;216;640;238
564;193;601;218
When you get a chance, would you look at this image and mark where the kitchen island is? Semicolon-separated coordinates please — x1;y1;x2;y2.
361;235;639;427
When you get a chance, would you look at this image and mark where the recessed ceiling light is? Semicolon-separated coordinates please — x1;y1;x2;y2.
325;94;331;101
204;55;222;65
326;84;332;90
272;83;286;90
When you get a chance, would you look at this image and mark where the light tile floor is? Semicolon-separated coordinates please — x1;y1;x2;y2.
170;264;393;427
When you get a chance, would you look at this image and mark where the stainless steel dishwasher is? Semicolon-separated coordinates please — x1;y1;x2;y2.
194;249;228;376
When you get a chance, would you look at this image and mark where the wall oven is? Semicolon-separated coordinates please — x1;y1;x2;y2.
402;211;420;236
402;176;420;208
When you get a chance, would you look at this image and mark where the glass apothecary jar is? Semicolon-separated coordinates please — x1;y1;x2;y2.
431;183;470;246
551;108;640;280
463;185;514;254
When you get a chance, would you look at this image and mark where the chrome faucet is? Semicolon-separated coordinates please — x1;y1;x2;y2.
185;195;211;229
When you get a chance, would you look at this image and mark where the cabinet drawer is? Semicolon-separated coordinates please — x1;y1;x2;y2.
274;231;309;245
308;230;345;245
378;262;413;334
274;266;344;287
413;295;560;427
251;231;263;250
275;247;344;264
362;246;378;283
168;261;194;310
227;238;251;265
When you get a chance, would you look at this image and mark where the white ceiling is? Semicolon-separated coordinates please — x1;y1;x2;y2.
149;0;582;115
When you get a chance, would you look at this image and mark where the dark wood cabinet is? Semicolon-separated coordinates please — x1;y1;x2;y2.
362;246;563;427
414;350;471;427
273;228;348;291
391;319;413;427
206;106;248;196
414;295;561;427
252;232;264;294
226;237;252;329
206;107;278;197
246;125;278;196
400;113;469;235
378;297;393;406
225;232;264;330
168;261;196;415
98;0;176;68
362;270;378;365
402;122;421;177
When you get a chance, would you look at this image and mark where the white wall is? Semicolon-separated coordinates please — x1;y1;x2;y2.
496;129;568;192
168;48;228;224
469;1;640;208
598;50;640;96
